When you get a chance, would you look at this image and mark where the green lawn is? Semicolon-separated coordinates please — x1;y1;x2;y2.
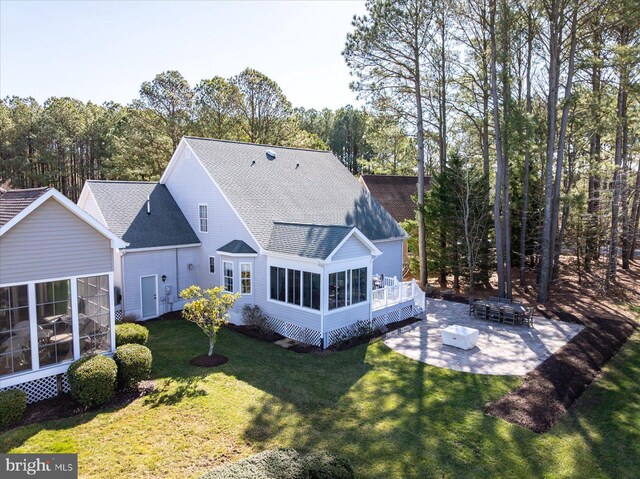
1;318;639;479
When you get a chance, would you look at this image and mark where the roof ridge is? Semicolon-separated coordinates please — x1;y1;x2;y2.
184;136;332;154
1;186;50;192
87;180;158;184
273;221;353;229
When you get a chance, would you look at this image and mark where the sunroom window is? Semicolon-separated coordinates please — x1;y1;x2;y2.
77;275;111;356
36;280;73;366
223;261;234;292
240;263;252;294
0;285;31;376
329;268;368;311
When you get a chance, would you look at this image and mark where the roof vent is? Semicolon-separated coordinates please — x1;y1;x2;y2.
266;150;276;161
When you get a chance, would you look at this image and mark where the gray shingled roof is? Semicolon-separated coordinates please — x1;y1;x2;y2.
0;187;50;227
217;240;257;255
86;181;200;249
267;222;353;260
182;137;406;250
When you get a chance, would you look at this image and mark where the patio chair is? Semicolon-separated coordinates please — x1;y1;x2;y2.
522;308;534;327
468;297;477;317
475;304;489;321
489;304;502;323
502;306;516;325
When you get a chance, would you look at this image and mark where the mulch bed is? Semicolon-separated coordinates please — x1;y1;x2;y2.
225;323;284;343
485;312;637;433
190;354;229;367
2;380;157;432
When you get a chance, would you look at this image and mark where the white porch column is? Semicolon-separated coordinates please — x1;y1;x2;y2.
70;277;80;360
109;272;116;352
28;283;39;372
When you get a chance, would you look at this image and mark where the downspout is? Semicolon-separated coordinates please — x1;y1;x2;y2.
175;248;179;312
120;250;126;317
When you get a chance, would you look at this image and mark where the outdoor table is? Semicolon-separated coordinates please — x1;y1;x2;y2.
476;300;529;322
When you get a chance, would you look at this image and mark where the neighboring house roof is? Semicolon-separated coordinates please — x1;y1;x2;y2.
84;181;200;249
0;187;50;227
360;175;431;224
217;240;257;255
162;137;406;252
0;187;127;248
267;222;354;260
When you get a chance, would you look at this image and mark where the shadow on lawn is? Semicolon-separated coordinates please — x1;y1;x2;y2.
143;376;208;408
237;339;560;479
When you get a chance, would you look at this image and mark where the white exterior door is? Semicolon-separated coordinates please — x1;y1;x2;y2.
140;275;157;319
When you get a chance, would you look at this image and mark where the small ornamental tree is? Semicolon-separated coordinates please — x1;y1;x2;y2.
180;286;240;356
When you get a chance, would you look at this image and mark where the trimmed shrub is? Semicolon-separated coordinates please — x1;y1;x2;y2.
0;389;27;429
115;323;149;346
68;355;117;407
303;451;355;479
114;344;152;388
199;448;354;479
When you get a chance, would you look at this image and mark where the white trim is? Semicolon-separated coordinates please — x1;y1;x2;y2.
239;262;252;295
325;227;382;262
0;188;127;249
198;203;208;233
139;275;159;320
0;271;115;289
372;236;408;244
215;250;258;257
124;243;201;253
160;140;265;254
70;278;80;361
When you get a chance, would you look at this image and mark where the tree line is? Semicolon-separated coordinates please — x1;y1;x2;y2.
0;68;417;202
345;0;639;297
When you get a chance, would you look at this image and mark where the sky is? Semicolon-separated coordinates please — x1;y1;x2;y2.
0;0;366;110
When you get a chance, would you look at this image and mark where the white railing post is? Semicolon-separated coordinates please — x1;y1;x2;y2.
384;286;388;308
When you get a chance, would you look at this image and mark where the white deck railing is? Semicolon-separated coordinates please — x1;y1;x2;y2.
371;278;425;313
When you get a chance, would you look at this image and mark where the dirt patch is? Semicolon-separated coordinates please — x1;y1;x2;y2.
5;380;157;431
225;323;284;343
190;354;229;367
485;313;636;433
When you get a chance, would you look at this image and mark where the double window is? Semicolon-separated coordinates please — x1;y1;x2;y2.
199;204;208;233
270;266;320;311
329;267;368;311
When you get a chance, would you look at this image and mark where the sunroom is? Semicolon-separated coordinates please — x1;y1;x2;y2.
0;187;125;402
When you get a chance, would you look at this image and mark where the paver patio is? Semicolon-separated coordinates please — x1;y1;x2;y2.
383;299;584;376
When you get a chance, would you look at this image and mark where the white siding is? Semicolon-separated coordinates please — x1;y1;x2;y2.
331;235;371;261
0;198;113;284
121;246;200;320
372;239;403;280
324;302;370;331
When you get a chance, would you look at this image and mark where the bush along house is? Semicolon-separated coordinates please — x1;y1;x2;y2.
0;187;126;402
79;137;425;348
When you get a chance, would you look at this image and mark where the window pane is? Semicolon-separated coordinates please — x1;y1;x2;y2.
36;279;72;366
287;269;301;305
277;267;286;301
241;263;251;294
311;273;320;310
77;275;111;356
0;285;32;376
357;268;368;303
223;262;234;292
337;271;346;308
303;272;311;308
270;267;278;300
209;257;215;274
328;273;337;310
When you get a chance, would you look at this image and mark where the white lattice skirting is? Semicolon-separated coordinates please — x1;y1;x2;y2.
325;303;420;347
265;315;322;347
0;372;71;404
